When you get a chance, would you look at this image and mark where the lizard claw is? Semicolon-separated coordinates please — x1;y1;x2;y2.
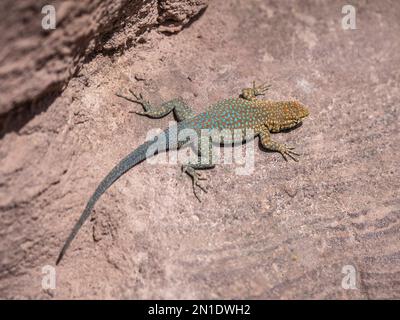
182;165;208;202
115;91;137;104
279;145;300;162
128;89;144;103
253;81;271;96
117;89;153;115
242;81;271;101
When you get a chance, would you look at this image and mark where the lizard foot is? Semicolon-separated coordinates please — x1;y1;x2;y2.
252;80;271;96
116;90;152;115
242;81;271;101
278;145;300;162
182;165;208;202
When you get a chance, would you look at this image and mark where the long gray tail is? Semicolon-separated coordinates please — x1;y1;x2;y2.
56;124;182;265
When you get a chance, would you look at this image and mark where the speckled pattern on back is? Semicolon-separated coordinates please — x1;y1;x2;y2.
188;98;308;135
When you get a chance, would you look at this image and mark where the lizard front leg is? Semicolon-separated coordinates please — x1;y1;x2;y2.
259;126;299;161
116;89;195;121
241;81;271;101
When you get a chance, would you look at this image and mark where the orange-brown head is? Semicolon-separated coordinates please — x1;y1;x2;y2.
266;101;309;132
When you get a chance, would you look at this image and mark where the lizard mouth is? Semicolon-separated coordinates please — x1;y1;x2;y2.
291;119;304;129
301;107;310;118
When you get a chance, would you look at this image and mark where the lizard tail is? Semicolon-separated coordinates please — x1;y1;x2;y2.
56;124;182;265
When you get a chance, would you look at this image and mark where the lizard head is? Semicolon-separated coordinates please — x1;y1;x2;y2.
267;101;309;132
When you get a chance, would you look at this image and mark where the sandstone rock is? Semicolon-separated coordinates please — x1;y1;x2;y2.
0;0;399;299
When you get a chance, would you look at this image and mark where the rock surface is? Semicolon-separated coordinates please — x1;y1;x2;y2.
0;0;207;127
0;0;399;299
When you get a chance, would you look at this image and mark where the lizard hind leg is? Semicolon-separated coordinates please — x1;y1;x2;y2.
182;137;216;201
182;165;209;202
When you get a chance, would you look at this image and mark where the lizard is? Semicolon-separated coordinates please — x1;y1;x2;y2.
56;81;309;265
